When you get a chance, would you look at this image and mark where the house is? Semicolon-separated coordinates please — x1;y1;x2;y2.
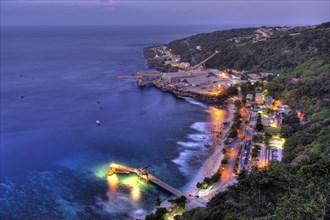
278;105;291;115
196;45;202;50
250;111;258;121
247;74;261;80
291;77;300;84
259;72;274;78
266;96;273;107
244;129;254;140
255;93;264;104
246;94;253;101
274;112;283;127
184;76;211;87
248;120;257;128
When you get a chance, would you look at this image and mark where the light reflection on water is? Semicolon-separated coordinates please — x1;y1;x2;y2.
209;107;226;147
121;175;148;202
107;174;119;192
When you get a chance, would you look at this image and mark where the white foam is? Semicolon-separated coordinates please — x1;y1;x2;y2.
190;122;210;133
180;97;208;108
172;150;195;176
187;134;209;143
177;141;203;149
173;120;213;176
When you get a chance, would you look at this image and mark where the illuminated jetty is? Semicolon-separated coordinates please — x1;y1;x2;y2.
106;163;185;197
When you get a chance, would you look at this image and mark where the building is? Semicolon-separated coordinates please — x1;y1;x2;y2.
274;112;283;127
178;62;190;69
291;77;300;84
259;72;274;78
250;111;258;121
184;76;211;87
247;74;261;80
161;72;192;83
255;93;264;104
246;94;253;101
248;120;257;128
187;70;209;77
244;129;254;140
278;105;291;115
266;96;273;107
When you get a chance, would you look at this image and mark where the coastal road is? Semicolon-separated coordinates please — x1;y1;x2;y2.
203;139;241;201
220;140;241;185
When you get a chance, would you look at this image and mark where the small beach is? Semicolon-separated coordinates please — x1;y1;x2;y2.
184;102;235;202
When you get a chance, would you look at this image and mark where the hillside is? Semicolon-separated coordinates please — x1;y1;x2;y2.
167;23;330;220
167;22;330;72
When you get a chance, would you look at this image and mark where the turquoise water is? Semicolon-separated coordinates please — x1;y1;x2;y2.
1;25;223;219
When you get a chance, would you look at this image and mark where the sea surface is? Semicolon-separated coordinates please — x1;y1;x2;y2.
1;25;225;219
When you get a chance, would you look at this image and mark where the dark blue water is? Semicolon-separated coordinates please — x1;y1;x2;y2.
1;25;223;219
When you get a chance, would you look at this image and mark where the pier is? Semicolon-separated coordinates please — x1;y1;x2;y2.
136;71;161;86
108;163;185;197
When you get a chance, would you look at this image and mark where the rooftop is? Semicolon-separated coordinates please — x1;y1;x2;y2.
185;76;211;85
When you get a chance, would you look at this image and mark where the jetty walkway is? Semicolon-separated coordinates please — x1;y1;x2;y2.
108;163;185;197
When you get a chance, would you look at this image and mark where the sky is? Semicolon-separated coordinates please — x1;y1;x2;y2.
1;0;329;26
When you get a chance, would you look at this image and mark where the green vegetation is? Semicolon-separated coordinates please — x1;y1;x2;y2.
145;207;167;220
155;197;161;206
169;196;187;209
196;173;221;189
251;145;261;159
178;159;330;220
256;113;264;132
252;134;264;143
168;23;329;72
170;23;330;219
311;109;330;120
228;129;238;138
264;126;281;136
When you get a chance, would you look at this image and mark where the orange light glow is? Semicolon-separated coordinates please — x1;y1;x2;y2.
209;84;224;96
209;107;226;146
131;186;141;202
271;100;283;111
107;174;119;192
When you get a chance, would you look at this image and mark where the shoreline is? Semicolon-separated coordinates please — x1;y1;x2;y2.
183;101;236;206
152;97;236;214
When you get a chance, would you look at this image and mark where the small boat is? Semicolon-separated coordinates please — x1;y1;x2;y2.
96;120;101;125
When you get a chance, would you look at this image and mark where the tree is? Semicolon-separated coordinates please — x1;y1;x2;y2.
221;159;228;164
169;196;187;209
155;197;161;206
155;207;167;219
229;129;238;138
256;113;264;132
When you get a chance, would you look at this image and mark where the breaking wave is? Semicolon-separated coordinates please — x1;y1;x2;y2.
172;121;211;177
179;97;208;108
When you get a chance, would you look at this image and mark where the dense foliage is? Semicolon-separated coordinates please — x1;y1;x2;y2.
171;23;330;220
168;23;329;72
179;159;330;220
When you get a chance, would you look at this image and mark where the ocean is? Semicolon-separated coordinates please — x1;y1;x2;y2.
1;25;224;219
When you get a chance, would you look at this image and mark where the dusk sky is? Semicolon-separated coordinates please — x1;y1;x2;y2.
1;0;329;26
